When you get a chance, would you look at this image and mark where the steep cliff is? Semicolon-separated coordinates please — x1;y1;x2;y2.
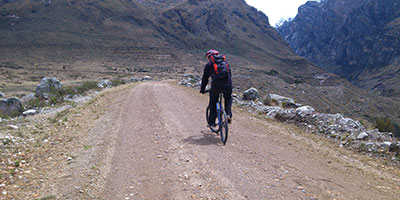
278;0;400;97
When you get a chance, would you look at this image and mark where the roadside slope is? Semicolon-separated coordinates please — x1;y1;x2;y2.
52;82;400;199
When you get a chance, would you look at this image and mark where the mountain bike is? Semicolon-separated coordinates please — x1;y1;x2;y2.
205;90;229;145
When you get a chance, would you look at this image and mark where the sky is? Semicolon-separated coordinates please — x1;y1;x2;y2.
245;0;320;26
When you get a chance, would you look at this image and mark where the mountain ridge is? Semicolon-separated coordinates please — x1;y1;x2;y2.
1;0;400;127
277;0;400;97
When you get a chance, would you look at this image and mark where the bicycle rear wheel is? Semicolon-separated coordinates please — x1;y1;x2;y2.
219;110;229;145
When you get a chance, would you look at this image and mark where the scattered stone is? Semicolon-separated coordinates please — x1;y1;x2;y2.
35;77;63;99
265;106;283;119
8;125;19;130
0;97;23;117
243;87;258;101
143;76;152;81
264;94;296;108
97;80;112;89
130;77;142;82
64;95;92;104
178;79;400;160
296;106;315;117
0;91;4;97
22;109;37;116
21;93;36;103
356;132;368;140
178;75;201;88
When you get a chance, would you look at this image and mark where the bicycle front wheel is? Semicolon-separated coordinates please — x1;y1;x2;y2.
206;106;218;133
219;110;229;145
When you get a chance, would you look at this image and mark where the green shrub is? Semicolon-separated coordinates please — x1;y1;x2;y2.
111;79;124;87
61;86;76;96
26;98;47;109
375;117;394;133
294;79;303;84
75;81;99;94
393;123;400;138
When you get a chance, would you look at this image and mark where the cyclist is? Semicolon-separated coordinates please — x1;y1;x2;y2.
200;49;233;127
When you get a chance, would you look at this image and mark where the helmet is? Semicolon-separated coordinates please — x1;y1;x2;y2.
205;49;219;60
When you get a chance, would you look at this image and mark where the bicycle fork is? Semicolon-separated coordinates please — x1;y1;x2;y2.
216;102;221;127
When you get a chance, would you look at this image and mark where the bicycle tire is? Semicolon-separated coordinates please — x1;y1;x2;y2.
219;110;229;145
206;106;218;133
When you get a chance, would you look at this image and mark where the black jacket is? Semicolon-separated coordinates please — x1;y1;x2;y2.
200;62;232;91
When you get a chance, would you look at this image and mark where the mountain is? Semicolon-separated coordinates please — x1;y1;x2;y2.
277;0;400;97
1;0;400;126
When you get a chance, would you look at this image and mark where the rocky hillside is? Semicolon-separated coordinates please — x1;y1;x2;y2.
1;0;400;126
277;0;400;97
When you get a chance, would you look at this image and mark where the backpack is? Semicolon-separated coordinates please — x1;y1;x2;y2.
210;55;230;80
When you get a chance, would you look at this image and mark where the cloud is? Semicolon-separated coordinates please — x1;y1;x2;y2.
245;0;320;26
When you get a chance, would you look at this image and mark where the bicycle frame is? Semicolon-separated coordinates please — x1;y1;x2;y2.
216;93;224;128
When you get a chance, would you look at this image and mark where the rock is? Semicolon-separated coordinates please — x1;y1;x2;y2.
381;141;393;149
22;109;37;116
0;97;23;117
130;77;142;82
356;132;368;140
275;108;296;121
21;93;36;103
0;91;4;97
178;75;201;88
8;125;19;129
265;106;283;119
296;106;315;117
243;87;258;101
264;94;296;108
97;80;112;89
35;77;63;99
143;76;152;81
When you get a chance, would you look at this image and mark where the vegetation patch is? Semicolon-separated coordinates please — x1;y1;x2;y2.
375;117;400;138
265;69;279;76
34;196;57;200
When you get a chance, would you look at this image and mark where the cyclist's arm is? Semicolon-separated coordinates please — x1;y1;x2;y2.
200;63;210;92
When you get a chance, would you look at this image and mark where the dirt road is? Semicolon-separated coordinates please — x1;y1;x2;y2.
56;82;400;200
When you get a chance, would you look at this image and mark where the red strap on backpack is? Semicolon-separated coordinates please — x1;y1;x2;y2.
211;56;219;74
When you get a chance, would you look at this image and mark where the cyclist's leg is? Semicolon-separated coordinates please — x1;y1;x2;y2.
223;86;233;118
208;87;219;125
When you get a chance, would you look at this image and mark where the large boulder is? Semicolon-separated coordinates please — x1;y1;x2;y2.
97;80;112;89
0;97;23;117
243;87;258;101
264;94;296;108
35;77;63;99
